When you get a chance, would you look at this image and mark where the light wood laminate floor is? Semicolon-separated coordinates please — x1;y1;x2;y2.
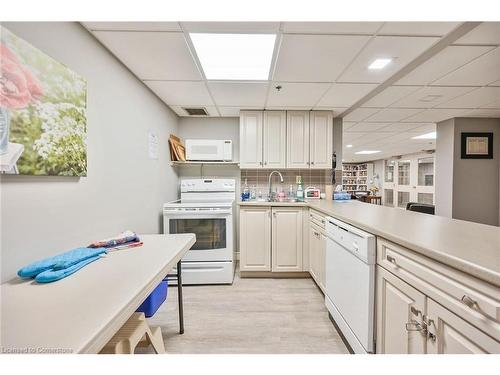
141;268;349;354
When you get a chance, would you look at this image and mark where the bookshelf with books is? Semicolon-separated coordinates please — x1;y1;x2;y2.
342;163;373;193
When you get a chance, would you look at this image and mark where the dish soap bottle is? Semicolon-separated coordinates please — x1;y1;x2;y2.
296;176;304;202
241;178;250;201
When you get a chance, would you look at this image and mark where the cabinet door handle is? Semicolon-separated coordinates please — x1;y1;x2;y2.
311;161;315;165
405;320;426;334
461;295;478;309
386;255;396;264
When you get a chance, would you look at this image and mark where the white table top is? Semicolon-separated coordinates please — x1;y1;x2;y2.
0;142;24;171
0;234;195;354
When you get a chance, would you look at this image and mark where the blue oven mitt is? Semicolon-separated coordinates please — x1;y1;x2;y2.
17;247;107;279
35;255;103;283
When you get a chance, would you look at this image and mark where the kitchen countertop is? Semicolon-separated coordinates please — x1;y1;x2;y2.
239;200;500;287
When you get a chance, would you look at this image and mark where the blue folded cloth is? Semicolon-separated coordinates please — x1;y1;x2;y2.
334;192;352;200
17;247;107;279
34;255;102;283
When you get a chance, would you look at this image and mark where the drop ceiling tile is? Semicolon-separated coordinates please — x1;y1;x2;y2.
377;122;428;132
338;36;439;83
433;47;500;86
169;105;219;117
396;46;495;85
93;31;201;80
267;82;330;107
436;87;500;109
317;83;377;107
218;107;263;117
266;106;312;110
403;108;468;123
365;108;423;122
410;123;437;134
273;34;370;82
342;122;357;130
343;132;369;142
282;22;383;34
343;108;381;122
481;97;500;109
83;22;181;31
144;81;214;106
454;22;500;45
461;108;500;117
378;22;460;36
392;86;477;108
208;82;268;107
347;122;394;132
363;86;421;107
181;22;281;33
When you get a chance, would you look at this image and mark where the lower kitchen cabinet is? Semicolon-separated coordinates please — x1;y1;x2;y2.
376;266;427;354
309;223;326;291
426;298;499;354
239;206;305;273
376;238;500;354
239;207;271;271
272;207;303;272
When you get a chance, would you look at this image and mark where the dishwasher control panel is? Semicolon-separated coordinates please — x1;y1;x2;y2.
325;216;376;264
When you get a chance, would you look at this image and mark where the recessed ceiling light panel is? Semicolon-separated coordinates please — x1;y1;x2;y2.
346;144;353;148
355;150;381;155
412;131;436;139
368;58;392;70
190;33;276;80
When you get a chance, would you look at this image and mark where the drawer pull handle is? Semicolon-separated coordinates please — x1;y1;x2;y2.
387;255;396;264
461;295;477;309
405;321;426;334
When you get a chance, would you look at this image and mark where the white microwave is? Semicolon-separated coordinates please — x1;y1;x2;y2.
185;139;232;161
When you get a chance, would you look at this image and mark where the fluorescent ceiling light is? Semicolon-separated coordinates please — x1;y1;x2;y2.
368;58;392;70
355;150;381;155
346;144;353;148
412;131;436;139
190;33;276;80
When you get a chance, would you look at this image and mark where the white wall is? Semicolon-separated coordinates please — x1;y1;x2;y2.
435;118;455;218
0;22;179;282
452;118;500;226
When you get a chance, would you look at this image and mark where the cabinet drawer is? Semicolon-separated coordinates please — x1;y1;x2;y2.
377;238;500;340
309;209;326;230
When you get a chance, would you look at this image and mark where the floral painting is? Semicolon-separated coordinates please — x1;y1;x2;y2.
0;26;87;176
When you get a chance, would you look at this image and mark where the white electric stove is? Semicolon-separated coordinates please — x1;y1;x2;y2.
163;179;236;285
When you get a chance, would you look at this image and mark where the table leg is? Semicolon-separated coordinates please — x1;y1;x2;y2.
177;260;184;334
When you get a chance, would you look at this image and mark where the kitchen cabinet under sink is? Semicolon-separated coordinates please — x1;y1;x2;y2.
240;206;306;273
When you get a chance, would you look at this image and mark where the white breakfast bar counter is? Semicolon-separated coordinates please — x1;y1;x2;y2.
0;234;196;354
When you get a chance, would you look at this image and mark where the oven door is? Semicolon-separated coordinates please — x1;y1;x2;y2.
164;209;233;262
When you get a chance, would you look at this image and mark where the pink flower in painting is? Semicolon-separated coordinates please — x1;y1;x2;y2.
0;42;43;109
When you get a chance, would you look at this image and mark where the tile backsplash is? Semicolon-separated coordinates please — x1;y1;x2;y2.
240;169;342;198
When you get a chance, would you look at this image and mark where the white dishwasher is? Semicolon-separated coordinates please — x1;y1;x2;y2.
324;216;376;354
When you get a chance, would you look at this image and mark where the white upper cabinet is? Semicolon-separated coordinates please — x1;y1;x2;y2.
286;111;310;168
309;111;333;169
240;110;333;169
240;111;263;168
263;111;286;168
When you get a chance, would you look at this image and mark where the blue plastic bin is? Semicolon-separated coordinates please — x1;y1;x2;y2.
136;279;168;318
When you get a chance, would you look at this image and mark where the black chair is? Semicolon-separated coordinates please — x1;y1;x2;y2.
406;202;435;215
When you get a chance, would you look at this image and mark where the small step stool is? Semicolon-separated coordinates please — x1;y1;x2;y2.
100;312;165;354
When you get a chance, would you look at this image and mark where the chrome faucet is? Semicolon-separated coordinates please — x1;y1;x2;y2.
268;170;284;201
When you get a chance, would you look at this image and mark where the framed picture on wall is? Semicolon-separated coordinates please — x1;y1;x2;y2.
461;132;493;159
